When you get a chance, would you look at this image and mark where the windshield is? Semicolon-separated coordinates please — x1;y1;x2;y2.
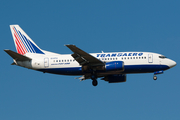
159;55;167;59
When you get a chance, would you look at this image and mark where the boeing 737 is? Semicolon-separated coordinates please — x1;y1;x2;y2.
4;25;176;86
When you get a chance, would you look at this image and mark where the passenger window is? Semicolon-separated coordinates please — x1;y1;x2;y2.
56;60;58;62
59;60;61;62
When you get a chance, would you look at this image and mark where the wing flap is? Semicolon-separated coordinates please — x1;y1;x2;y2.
66;45;104;66
72;53;89;65
4;49;31;61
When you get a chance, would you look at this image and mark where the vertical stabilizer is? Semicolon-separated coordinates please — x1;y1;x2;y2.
10;25;44;55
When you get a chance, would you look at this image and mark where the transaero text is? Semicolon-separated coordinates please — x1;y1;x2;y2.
97;53;143;57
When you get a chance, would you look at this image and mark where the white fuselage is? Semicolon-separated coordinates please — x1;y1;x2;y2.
16;51;176;76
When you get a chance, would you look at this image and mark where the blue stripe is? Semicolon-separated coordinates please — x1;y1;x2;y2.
18;31;30;52
37;67;83;75
21;33;44;54
122;65;169;74
37;65;170;75
16;31;25;47
28;40;44;54
22;35;35;53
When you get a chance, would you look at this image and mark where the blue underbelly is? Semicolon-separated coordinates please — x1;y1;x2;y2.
37;64;170;75
123;65;169;73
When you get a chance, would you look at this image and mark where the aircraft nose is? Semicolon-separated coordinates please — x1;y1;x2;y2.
169;60;176;68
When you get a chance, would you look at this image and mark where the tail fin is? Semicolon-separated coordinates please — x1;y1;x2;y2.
10;25;44;55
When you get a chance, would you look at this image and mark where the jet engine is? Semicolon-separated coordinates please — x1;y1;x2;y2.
105;61;124;71
103;74;126;83
82;61;124;72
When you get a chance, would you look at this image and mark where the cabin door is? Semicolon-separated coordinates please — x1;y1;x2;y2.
148;54;153;63
44;58;49;67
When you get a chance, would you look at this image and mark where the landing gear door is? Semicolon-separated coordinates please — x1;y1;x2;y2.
148;54;153;63
44;58;49;67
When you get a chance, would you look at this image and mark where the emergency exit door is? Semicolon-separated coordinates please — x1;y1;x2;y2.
148;54;153;63
44;58;49;67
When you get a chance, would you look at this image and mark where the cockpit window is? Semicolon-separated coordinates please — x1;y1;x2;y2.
159;55;167;59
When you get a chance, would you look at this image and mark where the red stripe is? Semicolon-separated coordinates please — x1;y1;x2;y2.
16;45;21;54
14;34;23;54
14;39;20;53
16;32;27;54
13;27;27;54
15;27;27;54
14;33;23;54
13;28;25;54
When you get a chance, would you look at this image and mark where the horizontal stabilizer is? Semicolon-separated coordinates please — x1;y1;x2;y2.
4;49;31;61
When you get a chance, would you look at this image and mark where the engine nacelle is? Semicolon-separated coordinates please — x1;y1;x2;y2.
105;61;124;71
103;74;126;83
82;61;124;72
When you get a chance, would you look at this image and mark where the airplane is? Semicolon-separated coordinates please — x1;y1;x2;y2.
4;25;176;86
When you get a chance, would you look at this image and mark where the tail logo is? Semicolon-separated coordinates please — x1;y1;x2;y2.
12;27;44;55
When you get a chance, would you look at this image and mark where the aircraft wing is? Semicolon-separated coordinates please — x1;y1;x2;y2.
66;45;104;66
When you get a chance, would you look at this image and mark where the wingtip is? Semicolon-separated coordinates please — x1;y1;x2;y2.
4;49;10;52
65;44;76;47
